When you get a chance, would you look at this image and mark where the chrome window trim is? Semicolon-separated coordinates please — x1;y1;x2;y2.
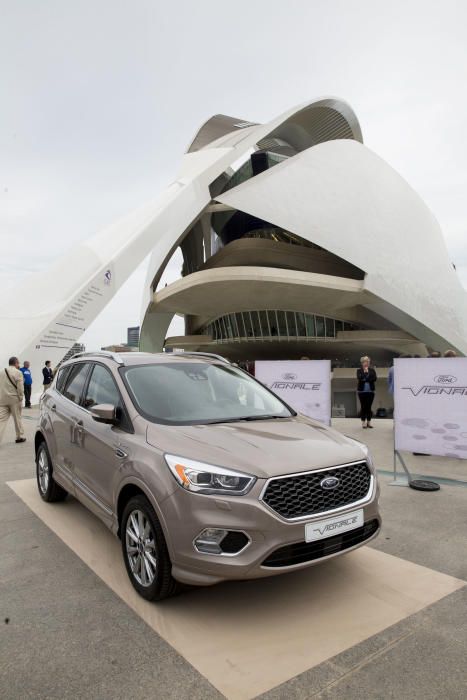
192;529;251;557
259;460;374;523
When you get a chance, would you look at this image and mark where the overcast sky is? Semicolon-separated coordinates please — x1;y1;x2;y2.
1;0;466;350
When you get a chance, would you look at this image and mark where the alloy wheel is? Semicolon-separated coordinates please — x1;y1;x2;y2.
125;509;157;587
38;448;49;494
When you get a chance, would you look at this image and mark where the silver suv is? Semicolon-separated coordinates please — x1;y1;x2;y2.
35;351;381;600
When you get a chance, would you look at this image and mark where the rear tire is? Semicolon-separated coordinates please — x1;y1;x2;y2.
121;494;180;601
36;441;68;502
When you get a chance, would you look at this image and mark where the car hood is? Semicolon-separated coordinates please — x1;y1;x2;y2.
146;415;368;479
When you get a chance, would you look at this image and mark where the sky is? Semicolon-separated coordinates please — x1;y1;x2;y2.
1;0;466;351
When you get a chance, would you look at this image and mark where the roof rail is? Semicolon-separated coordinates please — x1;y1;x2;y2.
172;351;230;364
71;350;125;365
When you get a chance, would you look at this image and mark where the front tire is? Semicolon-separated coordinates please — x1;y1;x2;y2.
121;495;180;601
36;441;68;502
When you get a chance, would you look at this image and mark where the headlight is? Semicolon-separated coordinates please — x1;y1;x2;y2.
165;454;256;496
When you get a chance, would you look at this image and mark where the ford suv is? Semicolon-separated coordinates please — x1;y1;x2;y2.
35;351;381;600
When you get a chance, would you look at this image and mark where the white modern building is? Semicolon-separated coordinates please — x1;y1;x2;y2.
141;100;467;356
2;98;466;412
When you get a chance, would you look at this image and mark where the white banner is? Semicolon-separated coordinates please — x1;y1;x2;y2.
255;360;331;425
394;357;467;459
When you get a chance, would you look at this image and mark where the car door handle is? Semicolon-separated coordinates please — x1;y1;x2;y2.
73;419;85;436
115;447;128;459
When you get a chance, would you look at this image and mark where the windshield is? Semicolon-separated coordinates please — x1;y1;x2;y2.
121;362;294;425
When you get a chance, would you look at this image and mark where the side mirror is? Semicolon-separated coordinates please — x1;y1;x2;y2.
90;403;119;425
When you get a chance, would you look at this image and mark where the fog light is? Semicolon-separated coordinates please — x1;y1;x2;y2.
194;528;250;555
194;528;229;554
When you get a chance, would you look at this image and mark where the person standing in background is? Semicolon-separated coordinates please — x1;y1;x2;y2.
444;349;457;357
0;357;26;444
356;355;377;429
42;361;53;391
20;361;32;408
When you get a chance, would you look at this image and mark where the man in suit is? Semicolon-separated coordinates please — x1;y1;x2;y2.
42;361;53;391
20;360;33;407
0;356;26;444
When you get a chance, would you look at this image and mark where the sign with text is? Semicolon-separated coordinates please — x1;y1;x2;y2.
24;264;115;404
255;360;331;425
394;357;467;459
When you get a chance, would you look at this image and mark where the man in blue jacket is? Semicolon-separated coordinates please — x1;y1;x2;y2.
20;361;33;408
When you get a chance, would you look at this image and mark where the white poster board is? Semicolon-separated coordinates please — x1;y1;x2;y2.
394;358;467;459
255;360;331;425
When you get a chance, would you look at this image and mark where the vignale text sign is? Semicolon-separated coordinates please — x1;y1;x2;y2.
255;360;331;425
394;358;467;460
270;381;322;391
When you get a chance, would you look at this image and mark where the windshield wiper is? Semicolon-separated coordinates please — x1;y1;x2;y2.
203;417;251;425
202;414;291;425
243;414;288;421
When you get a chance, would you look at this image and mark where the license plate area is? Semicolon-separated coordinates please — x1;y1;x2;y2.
305;509;364;542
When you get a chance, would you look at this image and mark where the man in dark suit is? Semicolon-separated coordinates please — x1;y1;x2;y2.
42;361;53;391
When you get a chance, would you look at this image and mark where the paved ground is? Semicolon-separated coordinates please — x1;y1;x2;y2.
1;412;466;699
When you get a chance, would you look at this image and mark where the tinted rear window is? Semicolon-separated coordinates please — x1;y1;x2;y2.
56;366;71;394
63;363;90;404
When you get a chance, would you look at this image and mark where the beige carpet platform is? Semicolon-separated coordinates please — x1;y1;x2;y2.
8;478;465;700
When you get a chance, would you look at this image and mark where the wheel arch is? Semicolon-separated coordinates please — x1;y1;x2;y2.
115;478;171;550
34;430;46;455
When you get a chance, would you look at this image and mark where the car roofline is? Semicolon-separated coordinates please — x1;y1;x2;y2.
62;350;231;368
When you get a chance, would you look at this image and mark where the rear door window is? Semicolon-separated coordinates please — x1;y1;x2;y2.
63;363;91;405
55;365;72;394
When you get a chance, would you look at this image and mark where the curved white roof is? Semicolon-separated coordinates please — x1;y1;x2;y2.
141;98;467;356
1;97;465;389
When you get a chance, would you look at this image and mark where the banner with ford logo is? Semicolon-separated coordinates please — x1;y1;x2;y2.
394;357;467;459
255;360;331;425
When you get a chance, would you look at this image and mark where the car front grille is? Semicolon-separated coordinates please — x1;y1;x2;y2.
262;519;379;567
261;461;372;519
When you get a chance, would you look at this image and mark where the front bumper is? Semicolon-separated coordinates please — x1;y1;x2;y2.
160;472;381;586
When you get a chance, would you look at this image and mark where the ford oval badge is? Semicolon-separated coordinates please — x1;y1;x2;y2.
320;476;340;490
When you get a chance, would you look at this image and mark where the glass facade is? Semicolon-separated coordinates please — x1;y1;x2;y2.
219;151;288;195
202;311;362;342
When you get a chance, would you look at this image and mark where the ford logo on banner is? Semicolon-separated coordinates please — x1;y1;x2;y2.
282;372;297;380
434;375;457;384
320;476;340;490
